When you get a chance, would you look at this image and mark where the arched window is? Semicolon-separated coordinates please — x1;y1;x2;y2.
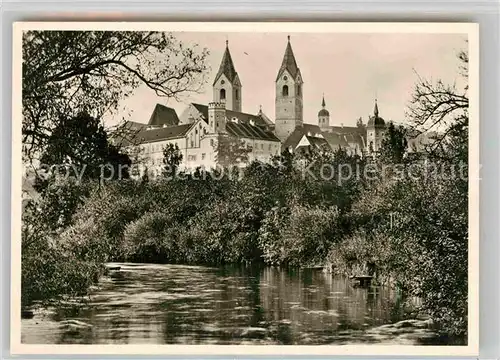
282;85;289;97
297;85;301;96
220;88;226;100
235;89;239;100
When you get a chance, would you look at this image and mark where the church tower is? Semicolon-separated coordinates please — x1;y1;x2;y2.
366;99;386;154
318;94;330;130
213;40;242;112
275;36;303;141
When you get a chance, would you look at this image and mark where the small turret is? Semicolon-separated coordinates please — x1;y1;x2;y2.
208;102;227;133
318;94;330;130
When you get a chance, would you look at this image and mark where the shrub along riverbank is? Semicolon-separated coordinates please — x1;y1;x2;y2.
22;139;468;340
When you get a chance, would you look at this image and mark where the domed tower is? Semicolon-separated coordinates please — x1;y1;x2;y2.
366;99;386;154
275;35;304;141
318;94;330;130
213;40;242;112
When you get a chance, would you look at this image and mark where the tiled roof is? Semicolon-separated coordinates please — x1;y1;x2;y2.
213;42;238;85
282;124;324;150
109;121;148;147
148;104;180;127
276;37;300;81
191;103;270;128
302;123;322;134
303;136;332;150
226;122;280;142
322;132;350;148
329;126;363;134
257;108;274;126
133;124;193;144
282;128;305;151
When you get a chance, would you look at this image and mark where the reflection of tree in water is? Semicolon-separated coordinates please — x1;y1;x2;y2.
247;266;264;327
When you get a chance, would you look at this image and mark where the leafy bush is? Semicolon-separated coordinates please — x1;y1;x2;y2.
259;205;341;266
123;210;183;263
21;201;104;306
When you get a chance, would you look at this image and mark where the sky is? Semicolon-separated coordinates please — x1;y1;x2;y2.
108;32;467;128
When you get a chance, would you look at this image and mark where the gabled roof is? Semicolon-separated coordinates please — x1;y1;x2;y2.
213;41;238;85
191;103;269;128
282;128;305;151
276;36;300;81
133;124;193;144
282;124;323;150
148;104;180;127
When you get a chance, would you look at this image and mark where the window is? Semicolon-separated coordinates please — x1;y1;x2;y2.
190;140;194;148
203;129;207;135
282;85;289;97
283;76;288;81
202;153;206;160
235;89;239;100
210;139;214;147
195;128;198;135
268;144;272;151
220;88;226;100
221;80;225;85
188;155;197;162
297;85;301;96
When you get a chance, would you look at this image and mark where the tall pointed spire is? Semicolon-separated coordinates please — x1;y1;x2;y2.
374;98;379;117
276;35;300;81
322;94;326;108
213;40;238;86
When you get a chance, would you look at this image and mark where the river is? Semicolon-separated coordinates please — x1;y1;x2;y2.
21;263;439;345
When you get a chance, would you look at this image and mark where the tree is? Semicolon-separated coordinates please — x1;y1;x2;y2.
406;48;468;159
23;31;209;161
379;122;408;164
213;136;252;168
162;143;183;177
38;112;131;187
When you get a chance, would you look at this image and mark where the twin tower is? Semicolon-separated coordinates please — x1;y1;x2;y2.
212;37;303;141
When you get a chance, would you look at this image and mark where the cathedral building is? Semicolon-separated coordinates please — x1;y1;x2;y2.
123;40;281;172
121;36;403;173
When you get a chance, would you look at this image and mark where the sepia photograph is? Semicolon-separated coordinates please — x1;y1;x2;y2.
12;22;479;356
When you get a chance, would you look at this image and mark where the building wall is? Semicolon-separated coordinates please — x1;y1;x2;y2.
244;138;282;163
366;127;385;154
318;115;329;130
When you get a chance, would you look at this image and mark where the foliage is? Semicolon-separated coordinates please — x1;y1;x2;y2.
259;205;341;266
378;122;408;164
213;135;252;167
37;112;131;186
21;199;104;306
23;31;209;160
162;143;183;177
